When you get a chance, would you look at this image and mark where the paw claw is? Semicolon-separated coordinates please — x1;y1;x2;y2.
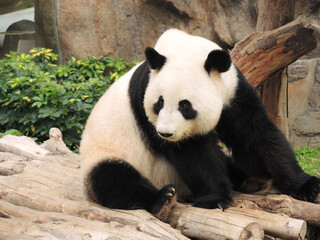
151;184;177;220
218;203;224;211
168;187;176;194
166;192;173;198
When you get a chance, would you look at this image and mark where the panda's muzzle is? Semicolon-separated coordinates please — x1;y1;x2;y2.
157;132;173;138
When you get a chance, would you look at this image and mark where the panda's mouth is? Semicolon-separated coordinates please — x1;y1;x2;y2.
157;132;173;138
157;131;185;142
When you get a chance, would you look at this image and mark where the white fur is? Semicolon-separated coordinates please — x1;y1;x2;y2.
144;29;238;141
80;63;190;200
80;29;238;200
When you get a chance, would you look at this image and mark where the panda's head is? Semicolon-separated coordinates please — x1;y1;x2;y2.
143;29;238;142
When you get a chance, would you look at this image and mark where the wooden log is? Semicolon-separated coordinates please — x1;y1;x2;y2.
0;134;188;240
230;15;316;88
225;207;306;240
233;193;320;227
0;131;318;239
0;199;169;240
168;203;264;240
0;160;263;240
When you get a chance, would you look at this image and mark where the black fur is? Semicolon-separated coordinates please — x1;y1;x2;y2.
153;96;164;115
216;68;320;201
204;49;231;73
145;47;166;70
89;160;176;214
178;100;197;120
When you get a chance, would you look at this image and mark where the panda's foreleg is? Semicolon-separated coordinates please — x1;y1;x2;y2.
167;140;233;210
216;71;320;202
87;160;176;216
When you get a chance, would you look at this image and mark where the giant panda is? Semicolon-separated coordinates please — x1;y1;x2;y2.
80;29;320;217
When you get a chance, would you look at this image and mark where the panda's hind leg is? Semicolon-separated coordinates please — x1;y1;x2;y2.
293;176;320;202
87;160;176;220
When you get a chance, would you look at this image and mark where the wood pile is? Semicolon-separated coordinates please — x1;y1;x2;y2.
0;128;319;240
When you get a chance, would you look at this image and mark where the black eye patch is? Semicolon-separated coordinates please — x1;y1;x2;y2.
153;96;164;115
178;100;197;120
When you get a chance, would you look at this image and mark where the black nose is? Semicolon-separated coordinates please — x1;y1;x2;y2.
158;132;173;138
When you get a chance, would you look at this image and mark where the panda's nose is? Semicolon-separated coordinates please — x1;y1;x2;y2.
158;132;173;138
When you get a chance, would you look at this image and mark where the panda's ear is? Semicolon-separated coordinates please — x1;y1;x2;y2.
204;49;231;74
145;47;166;70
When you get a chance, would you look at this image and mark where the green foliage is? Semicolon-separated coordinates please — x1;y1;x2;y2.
294;146;320;177
0;48;138;150
0;129;23;138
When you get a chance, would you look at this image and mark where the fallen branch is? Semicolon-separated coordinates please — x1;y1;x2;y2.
230;15;316;87
233;193;320;227
225;207;306;239
168;203;264;240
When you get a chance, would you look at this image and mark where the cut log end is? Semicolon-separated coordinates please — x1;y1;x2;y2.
240;222;264;240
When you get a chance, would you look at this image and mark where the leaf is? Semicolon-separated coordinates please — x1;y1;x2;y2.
32;102;43;108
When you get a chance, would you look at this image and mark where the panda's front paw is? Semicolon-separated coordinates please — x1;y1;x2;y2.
293;176;320;202
194;194;233;210
151;185;176;221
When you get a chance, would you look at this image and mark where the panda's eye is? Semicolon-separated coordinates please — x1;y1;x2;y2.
179;100;191;110
179;100;197;120
153;96;164;115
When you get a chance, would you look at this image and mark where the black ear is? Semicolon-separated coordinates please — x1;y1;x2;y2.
204;49;231;74
145;47;166;70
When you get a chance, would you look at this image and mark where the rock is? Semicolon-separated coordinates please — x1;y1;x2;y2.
288;59;320;147
288;61;309;82
35;0;257;63
316;59;320;83
35;0;214;62
309;84;320;108
293;112;320;136
211;0;256;48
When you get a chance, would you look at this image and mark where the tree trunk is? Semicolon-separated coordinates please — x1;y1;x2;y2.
256;0;295;137
230;16;316;88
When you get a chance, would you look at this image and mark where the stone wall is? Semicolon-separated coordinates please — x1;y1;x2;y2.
34;0;320;147
34;0;257;62
288;59;320;147
287;1;320;147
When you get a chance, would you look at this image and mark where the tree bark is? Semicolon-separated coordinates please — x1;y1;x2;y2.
230;15;316;88
233;193;320;227
225;207;306;239
256;0;295;136
168;203;264;240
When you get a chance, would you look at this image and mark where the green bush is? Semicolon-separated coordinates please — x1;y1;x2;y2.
0;48;138;150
